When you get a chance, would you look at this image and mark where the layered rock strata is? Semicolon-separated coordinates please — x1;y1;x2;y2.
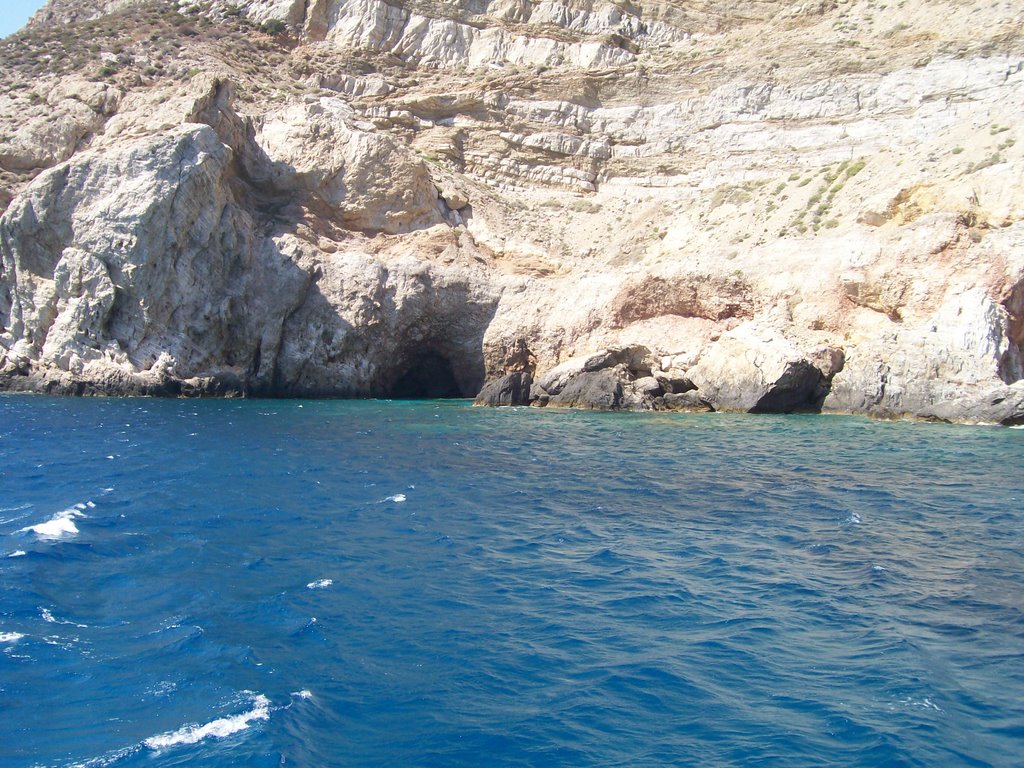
0;0;1022;424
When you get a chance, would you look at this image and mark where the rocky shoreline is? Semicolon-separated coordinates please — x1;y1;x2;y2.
475;343;1024;426
4;336;1023;426
2;1;1023;427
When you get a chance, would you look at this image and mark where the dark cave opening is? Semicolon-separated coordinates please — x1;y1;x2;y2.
390;350;465;399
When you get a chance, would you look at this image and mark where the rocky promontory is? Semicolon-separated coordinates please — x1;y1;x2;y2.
1;0;1022;424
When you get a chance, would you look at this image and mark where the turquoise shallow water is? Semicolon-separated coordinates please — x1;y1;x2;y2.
0;395;1022;767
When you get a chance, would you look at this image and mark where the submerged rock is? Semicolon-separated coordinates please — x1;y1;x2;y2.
661;391;713;412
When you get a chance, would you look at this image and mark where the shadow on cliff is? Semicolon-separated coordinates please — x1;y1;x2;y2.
193;79;498;399
250;263;497;399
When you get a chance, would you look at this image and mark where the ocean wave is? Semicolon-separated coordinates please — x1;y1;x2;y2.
306;579;333;589
143;693;271;750
65;692;271;765
0;503;33;525
383;493;407;503
6;550;26;557
18;504;90;540
0;631;25;643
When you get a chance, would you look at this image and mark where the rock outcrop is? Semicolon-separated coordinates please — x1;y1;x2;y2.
0;0;1022;424
474;372;532;406
685;326;843;413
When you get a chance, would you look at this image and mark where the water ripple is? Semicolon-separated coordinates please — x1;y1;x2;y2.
0;397;1021;767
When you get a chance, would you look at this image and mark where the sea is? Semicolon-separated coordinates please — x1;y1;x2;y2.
1;395;1022;767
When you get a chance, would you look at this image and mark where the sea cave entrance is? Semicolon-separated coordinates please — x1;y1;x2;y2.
390;350;465;399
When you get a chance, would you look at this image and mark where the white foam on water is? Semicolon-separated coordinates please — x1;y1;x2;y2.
291;689;314;699
1010;424;1024;430
898;696;943;712
145;680;178;698
846;512;862;525
68;744;141;768
7;550;26;557
306;579;333;590
384;494;407;503
0;632;25;643
40;607;88;628
144;693;272;750
18;504;88;540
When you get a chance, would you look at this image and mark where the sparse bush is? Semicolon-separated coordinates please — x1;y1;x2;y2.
968;153;1003;173
260;19;286;36
569;199;602;213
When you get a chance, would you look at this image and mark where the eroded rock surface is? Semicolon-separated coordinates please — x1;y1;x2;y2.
0;0;1022;423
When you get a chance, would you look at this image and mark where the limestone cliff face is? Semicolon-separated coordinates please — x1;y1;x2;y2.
1;0;1022;422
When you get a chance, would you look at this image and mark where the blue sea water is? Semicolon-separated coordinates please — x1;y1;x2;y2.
1;396;1022;768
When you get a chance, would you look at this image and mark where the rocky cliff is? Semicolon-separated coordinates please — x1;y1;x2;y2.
1;0;1022;423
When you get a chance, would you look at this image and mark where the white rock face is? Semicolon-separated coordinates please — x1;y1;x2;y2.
686;325;831;413
2;124;308;391
256;99;443;233
304;0;648;69
0;0;1022;423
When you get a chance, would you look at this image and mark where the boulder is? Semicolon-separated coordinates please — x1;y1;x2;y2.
546;369;623;409
474;372;533;406
654;368;695;394
920;381;1024;425
686;324;835;413
525;345;660;410
632;376;664;397
534;345;652;396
